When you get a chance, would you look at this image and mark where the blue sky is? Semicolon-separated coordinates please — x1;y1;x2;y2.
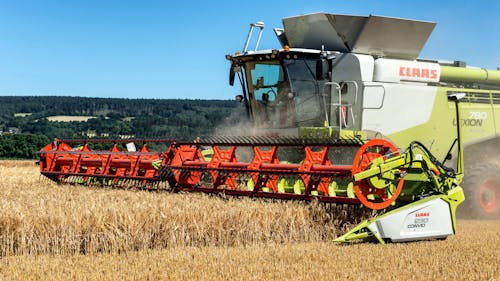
0;0;498;99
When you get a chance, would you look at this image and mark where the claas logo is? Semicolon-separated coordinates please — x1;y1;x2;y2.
415;212;430;217
399;66;438;79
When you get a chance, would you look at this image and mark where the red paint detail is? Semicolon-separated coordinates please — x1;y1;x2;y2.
399;66;405;76
340;106;348;128
38;139;360;203
416;212;430;217
399;66;438;80
421;68;430;78
430;69;438;79
479;178;499;213
248;146;279;192
412;67;421;78
431;167;440;177
297;146;333;195
351;139;404;210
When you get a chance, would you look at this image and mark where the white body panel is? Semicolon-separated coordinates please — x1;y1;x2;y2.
374;58;440;83
361;83;437;135
332;54;374;82
368;198;453;242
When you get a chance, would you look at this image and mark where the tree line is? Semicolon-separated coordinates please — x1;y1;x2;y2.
0;96;244;159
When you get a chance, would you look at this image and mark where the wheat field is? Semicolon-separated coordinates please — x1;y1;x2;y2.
0;160;499;280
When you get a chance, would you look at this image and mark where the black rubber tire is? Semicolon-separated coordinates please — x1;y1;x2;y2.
458;163;500;219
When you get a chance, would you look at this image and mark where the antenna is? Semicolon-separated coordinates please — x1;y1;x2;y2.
243;21;265;53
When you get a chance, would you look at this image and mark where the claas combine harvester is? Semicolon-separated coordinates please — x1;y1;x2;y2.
39;13;500;243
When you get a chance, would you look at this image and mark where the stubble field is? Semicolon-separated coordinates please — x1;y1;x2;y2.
0;160;498;280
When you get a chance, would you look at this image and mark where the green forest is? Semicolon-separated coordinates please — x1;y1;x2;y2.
0;96;244;159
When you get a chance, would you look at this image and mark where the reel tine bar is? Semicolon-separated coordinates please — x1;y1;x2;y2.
39;137;363;204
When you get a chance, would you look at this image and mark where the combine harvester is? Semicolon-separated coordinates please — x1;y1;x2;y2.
39;13;500;243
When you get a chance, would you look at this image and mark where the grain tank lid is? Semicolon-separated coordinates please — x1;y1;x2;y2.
282;13;436;60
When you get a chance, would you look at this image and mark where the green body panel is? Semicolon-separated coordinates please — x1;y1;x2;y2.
388;87;499;162
387;87;456;161
454;89;500;145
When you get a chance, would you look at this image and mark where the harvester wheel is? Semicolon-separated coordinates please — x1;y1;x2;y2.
460;163;500;219
352;139;404;210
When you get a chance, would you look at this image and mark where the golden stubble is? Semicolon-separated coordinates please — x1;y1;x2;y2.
0;161;498;281
1;220;499;281
0;161;370;256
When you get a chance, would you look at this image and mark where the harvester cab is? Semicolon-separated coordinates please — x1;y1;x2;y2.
229;49;335;130
227;14;436;135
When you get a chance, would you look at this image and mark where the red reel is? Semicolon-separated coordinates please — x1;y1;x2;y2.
352;139;404;210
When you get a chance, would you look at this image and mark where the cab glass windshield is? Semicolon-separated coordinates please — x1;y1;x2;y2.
244;57;326;128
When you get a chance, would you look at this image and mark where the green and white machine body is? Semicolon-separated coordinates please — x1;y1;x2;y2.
227;12;500;242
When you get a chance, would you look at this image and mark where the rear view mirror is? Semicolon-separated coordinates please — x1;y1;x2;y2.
229;65;241;86
229;66;236;86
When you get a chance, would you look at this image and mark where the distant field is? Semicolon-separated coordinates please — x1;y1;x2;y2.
0;160;498;280
46;115;97;122
13;113;32;117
